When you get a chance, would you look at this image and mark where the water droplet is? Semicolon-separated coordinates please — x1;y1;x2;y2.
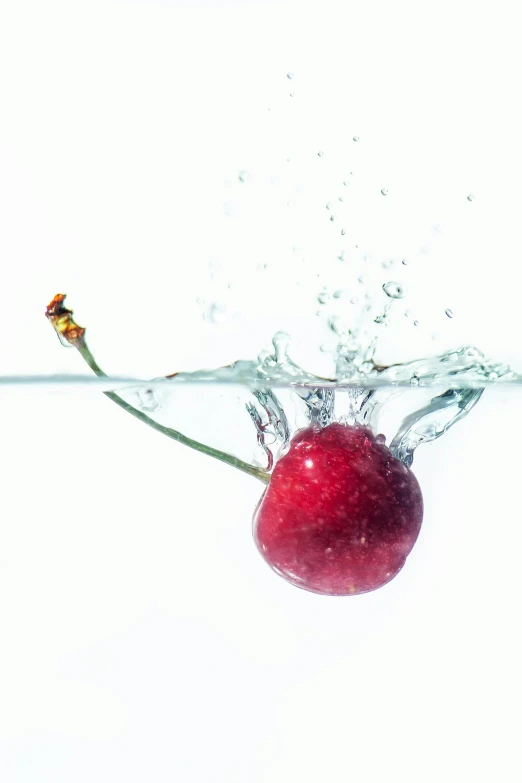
467;193;475;201
353;136;359;142
413;320;419;326
329;215;335;222
317;291;330;304
205;303;228;324
401;259;408;266
487;371;498;380
382;259;394;269
289;93;294;98
333;290;343;299
410;374;420;387
376;433;386;444
341;228;346;235
338;196;344;202
238;170;250;183
317;150;324;157
381;187;389;196
287;72;294;79
343;180;349;186
337;251;346;262
326;202;332;210
350;297;359;304
383;282;405;299
320;343;333;353
445;308;454;319
374;314;386;325
272;331;291;363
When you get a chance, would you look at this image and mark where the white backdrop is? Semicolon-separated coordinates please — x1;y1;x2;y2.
1;1;521;781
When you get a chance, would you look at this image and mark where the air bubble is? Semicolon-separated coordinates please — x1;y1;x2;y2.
381;188;389;196
383;282;405;299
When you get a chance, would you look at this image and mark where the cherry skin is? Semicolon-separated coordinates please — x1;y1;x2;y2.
253;422;423;596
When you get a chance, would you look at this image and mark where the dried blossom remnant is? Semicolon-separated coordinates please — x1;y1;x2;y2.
45;294;86;345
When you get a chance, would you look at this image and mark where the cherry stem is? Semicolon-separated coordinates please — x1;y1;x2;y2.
46;295;270;485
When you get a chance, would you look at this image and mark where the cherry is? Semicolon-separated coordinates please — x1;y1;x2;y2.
46;295;424;597
253;422;423;596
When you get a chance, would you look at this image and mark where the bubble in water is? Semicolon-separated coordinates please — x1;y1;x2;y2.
287;72;294;79
353;136;360;142
467;193;475;201
383;282;405;299
318;151;324;157
445;308;454;318
381;188;389;196
410;374;420;387
317;291;330;304
238;170;250;183
137;388;160;412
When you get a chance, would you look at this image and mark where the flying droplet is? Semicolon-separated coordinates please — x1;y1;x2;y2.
382;259;394;269
238;170;250;183
333;290;343;299
353;136;360;142
467;193;475;201
205;303;228;324
341;228;346;235
289;92;294;98
401;259;408;266
383;282;405;299
381;188;389;196
326;202;332;210
317;151;324;157
413;320;419;326
272;331;291;363
329;215;335;222
343;180;349;186
287;72;294;79
350;297;359;304
410;374;420;387
445;308;454;318
317;291;330;304
338;196;344;202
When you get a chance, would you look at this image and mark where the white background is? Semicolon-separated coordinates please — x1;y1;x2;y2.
1;1;522;781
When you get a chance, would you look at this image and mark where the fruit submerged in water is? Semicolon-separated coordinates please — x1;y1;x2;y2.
253;422;423;596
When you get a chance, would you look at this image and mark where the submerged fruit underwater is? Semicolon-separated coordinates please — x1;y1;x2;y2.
253;422;423;596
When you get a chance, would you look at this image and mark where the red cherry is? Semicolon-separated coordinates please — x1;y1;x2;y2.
253;422;423;596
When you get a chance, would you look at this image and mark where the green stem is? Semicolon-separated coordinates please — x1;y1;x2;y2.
76;340;270;485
